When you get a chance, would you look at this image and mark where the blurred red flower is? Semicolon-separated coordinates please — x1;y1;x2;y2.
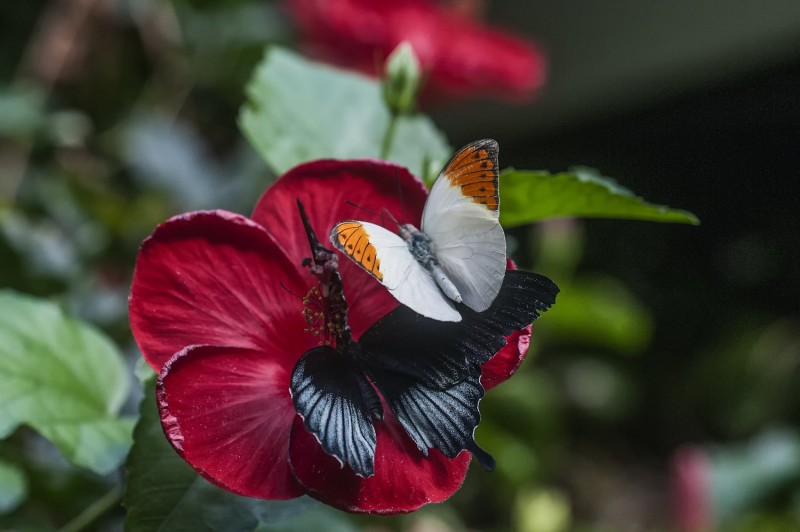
285;0;547;100
672;446;713;532
129;159;533;513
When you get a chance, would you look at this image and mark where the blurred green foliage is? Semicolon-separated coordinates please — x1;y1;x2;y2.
0;291;133;474
0;459;27;514
239;48;450;178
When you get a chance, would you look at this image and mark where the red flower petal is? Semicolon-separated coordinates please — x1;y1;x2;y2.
481;324;531;391
130;210;314;371
288;415;470;514
672;446;713;531
252;159;428;337
428;19;546;100
479;258;531;390
158;345;303;499
285;0;546;100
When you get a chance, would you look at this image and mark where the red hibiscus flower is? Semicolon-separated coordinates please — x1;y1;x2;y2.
129;159;552;513
284;0;546;100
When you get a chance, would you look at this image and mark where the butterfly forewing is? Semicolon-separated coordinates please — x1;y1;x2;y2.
331;221;384;280
359;270;560;389
365;366;496;471
422;139;506;312
330;220;461;321
439;138;500;212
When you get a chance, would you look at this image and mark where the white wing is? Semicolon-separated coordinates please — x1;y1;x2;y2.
330;220;461;322
422;139;506;312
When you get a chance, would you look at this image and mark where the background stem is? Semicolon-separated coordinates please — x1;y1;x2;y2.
58;485;123;532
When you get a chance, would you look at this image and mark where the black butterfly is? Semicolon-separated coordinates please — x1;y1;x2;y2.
290;200;558;477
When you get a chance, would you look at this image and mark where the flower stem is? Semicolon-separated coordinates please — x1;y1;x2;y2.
380;112;399;160
58;485;123;532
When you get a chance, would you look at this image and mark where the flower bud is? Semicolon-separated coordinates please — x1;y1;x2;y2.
383;42;422;115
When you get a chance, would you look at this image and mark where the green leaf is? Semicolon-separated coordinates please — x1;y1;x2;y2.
124;379;344;532
499;167;699;227
133;356;156;384
540;276;653;355
239;47;450;178
0;459;27;514
0;291;133;474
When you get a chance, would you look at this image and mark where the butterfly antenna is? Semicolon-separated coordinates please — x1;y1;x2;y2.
345;200;383;218
390;167;408;226
346;200;396;228
394;166;408;223
381;207;401;229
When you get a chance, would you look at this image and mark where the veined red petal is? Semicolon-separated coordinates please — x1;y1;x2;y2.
481;324;531;391
288;414;470;514
252;159;428;337
480;258;530;389
157;345;303;499
129;210;314;371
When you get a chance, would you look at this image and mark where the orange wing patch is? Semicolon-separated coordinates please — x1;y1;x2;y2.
330;221;383;281
441;139;499;211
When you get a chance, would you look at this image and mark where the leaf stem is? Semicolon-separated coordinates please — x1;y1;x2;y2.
380;112;399;160
58;484;123;532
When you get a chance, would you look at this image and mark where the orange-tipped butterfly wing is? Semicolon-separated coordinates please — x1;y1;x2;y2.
330;220;461;321
422;139;506;312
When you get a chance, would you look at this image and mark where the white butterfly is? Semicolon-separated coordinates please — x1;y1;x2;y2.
330;139;506;322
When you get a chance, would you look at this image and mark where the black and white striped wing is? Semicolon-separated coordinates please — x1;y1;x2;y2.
290;346;383;477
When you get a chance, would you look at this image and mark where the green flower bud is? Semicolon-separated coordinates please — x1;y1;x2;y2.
383;42;422;115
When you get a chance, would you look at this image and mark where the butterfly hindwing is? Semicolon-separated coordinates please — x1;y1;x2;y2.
365;365;496;471
330;220;461;322
290;346;382;477
422;139;506;312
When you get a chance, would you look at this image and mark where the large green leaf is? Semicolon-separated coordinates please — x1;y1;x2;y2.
499;167;699;227
239;47;450;178
124;380;353;532
0;459;27;514
0;291;134;474
537;276;653;355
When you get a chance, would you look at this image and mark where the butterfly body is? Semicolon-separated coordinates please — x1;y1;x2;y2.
331;139;505;322
398;223;463;304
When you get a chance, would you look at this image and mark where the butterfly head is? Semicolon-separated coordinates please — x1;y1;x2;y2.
396;223;418;241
